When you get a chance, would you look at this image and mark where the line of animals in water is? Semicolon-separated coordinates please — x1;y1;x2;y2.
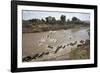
22;40;89;62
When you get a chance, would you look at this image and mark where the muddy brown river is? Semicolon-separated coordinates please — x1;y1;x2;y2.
22;27;89;61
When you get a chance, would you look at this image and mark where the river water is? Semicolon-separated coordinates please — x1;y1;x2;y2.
22;27;89;61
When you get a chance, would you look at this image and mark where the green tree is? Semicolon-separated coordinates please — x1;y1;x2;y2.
51;17;56;24
45;16;56;24
60;15;66;24
41;19;45;24
72;17;80;22
45;16;51;23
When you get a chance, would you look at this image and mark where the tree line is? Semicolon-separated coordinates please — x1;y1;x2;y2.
23;15;86;25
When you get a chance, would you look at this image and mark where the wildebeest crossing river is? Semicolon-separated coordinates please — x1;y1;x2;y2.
22;27;90;62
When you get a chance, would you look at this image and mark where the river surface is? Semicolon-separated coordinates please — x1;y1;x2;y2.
22;27;90;61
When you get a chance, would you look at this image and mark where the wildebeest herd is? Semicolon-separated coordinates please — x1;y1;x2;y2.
22;39;90;62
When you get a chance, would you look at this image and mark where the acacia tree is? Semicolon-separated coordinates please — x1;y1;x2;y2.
71;17;82;24
45;16;52;24
60;15;66;24
51;17;56;24
41;19;45;24
72;17;80;22
45;16;56;24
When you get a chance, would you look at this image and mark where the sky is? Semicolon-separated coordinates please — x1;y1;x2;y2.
22;10;90;21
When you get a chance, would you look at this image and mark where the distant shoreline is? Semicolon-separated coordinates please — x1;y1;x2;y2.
22;24;89;33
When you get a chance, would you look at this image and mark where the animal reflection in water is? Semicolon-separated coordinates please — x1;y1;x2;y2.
22;39;89;62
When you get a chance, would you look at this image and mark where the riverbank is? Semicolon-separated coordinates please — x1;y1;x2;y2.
22;23;89;33
22;39;90;62
69;40;90;59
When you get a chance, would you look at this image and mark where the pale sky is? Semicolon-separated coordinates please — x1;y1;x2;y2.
22;10;90;21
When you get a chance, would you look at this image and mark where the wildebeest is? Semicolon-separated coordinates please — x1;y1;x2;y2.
69;41;77;46
84;40;90;45
32;53;39;59
77;44;82;47
44;52;49;55
72;41;77;45
62;45;66;49
55;45;62;54
80;40;84;44
48;45;53;49
22;56;32;62
38;52;45;58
